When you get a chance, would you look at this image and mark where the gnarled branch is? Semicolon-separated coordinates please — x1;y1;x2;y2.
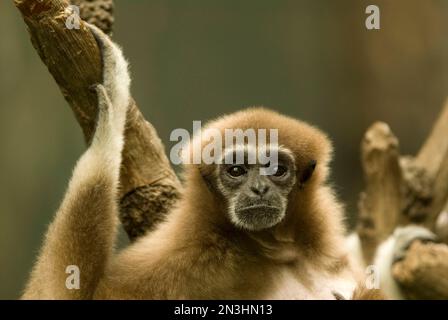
358;102;448;262
357;101;448;296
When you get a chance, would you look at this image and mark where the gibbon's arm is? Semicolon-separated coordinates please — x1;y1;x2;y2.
22;25;130;299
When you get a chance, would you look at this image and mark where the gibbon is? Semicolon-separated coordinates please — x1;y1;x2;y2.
23;24;376;300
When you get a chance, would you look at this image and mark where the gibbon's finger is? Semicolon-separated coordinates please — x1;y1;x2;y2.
87;23;131;115
93;84;113;113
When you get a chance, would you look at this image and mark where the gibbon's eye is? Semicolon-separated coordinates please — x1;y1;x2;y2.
227;165;247;177
272;165;287;177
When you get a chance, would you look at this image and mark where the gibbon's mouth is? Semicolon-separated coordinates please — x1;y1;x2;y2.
234;205;285;230
238;205;280;213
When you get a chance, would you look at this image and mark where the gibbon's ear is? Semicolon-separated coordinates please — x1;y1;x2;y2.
299;160;317;185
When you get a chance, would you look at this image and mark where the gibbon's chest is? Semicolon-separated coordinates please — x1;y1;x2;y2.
252;241;357;299
265;267;356;300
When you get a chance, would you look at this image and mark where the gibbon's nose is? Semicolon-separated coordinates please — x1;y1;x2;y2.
250;184;270;197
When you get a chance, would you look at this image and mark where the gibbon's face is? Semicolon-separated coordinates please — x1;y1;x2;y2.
216;146;298;231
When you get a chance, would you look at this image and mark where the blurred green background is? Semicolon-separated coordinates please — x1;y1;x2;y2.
1;0;448;299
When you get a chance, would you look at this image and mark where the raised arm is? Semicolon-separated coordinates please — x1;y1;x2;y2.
22;25;130;299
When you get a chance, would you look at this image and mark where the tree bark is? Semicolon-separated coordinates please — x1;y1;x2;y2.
14;0;181;241
392;240;448;300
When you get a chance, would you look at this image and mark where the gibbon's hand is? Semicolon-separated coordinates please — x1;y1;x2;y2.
372;225;438;299
87;23;131;149
392;225;438;263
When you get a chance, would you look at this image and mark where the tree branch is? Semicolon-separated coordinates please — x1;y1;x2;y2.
357;102;448;261
357;122;403;263
15;0;181;241
415;100;448;228
392;241;448;300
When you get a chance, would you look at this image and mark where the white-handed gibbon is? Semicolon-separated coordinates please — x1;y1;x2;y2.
23;25;379;300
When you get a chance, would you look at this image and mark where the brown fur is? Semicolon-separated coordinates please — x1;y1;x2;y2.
24;107;364;300
352;286;385;300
